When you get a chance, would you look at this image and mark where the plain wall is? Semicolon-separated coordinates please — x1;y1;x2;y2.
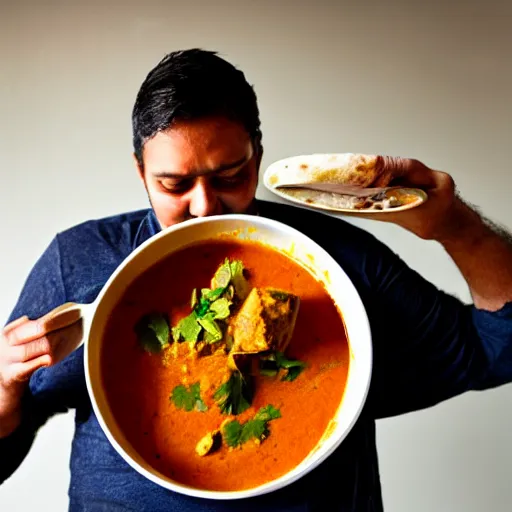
1;0;511;510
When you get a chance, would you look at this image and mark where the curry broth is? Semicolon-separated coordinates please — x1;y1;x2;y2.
101;239;350;491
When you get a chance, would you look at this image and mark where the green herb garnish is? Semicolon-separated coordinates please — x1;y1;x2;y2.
211;260;232;288
195;296;211;318
275;351;306;369
170;382;208;412
168;259;247;345
229;260;250;301
213;371;252;415
190;288;198;309
222;405;281;447
134;312;170;353
174;311;202;342
198;313;223;343
222;420;243;447
202;287;226;303
281;366;305;382
209;298;231;320
259;351;307;381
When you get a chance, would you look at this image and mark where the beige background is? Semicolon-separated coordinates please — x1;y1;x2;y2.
1;0;511;510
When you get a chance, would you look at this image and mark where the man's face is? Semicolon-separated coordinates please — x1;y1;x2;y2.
136;116;260;229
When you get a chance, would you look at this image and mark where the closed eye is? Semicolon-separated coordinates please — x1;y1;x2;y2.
212;166;248;189
160;178;194;194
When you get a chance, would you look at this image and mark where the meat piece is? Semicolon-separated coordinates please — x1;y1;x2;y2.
230;287;300;356
195;429;222;457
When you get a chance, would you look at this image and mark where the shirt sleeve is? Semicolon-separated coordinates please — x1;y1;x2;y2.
1;236;68;484
362;236;512;420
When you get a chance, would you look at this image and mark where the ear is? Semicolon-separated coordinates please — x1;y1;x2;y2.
255;142;264;187
133;153;145;183
254;139;264;171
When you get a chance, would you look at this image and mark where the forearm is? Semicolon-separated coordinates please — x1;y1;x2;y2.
0;380;27;438
439;197;512;312
0;417;37;484
0;407;22;438
0;392;38;484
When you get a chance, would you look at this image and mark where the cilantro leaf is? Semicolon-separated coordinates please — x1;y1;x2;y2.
229;260;250;301
276;352;307;382
275;352;306;369
222;420;243;447
176;311;202;342
190;288;198;309
171;325;182;343
253;404;281;422
198;312;223;343
275;352;307;381
204;287;226;302
195;296;211;318
171;385;195;411
203;330;223;343
195;397;208;412
225;285;235;301
135;312;170;353
259;357;279;377
209;298;231;320
212;259;231;289
214;371;252;415
170;258;248;349
260;352;307;381
170;382;208;412
222;405;281;447
240;418;268;444
282;366;305;382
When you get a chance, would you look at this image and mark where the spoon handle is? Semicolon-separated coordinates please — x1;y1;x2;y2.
276;183;400;197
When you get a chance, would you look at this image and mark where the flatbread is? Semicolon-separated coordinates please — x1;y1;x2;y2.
263;153;426;213
277;187;421;211
265;153;387;189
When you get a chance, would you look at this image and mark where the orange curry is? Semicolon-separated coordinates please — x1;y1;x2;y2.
101;239;349;491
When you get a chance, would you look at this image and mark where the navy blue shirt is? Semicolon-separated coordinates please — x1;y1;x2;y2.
2;200;512;511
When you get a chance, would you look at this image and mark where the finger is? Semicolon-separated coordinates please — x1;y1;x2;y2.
5;318;49;346
2;316;30;335
9;355;52;383
375;156;437;188
8;336;51;363
50;321;84;364
39;303;82;333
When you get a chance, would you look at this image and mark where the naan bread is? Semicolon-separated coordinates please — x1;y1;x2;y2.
266;153;387;189
276;187;416;211
264;153;426;212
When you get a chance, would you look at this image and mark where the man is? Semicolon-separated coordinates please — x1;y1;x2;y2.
1;48;511;511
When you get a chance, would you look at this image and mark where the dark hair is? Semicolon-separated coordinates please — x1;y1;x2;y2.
132;48;262;166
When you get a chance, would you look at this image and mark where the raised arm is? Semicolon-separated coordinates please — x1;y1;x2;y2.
438;198;512;311
360;157;512;417
0;237;80;483
367;156;512;311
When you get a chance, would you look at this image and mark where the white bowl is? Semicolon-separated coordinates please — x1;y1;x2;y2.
51;214;373;500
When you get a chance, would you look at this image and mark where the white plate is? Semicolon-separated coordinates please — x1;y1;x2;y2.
263;153;428;214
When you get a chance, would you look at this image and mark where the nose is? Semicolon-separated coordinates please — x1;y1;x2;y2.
188;178;220;218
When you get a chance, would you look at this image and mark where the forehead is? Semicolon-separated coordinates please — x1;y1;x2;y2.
141;117;253;175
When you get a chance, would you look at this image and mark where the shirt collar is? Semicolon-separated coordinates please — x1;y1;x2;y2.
132;209;162;250
132;201;263;251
